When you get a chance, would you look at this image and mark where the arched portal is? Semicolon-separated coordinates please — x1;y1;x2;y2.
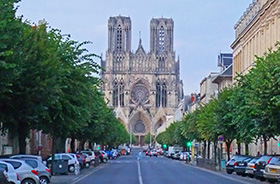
129;112;150;146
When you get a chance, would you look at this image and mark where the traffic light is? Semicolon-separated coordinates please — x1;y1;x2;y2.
163;144;167;148
187;142;191;147
97;146;100;150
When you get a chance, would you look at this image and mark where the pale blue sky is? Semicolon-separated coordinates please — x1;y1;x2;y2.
16;0;253;95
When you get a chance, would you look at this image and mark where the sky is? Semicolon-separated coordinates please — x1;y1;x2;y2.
16;0;253;95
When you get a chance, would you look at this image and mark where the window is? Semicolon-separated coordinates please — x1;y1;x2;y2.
116;25;122;51
62;155;71;160
0;164;8;172
5;161;22;169
159;26;165;52
112;79;125;107
156;80;167;107
25;160;38;169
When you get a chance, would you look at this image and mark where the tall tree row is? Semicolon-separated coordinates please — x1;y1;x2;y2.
157;44;280;160
0;0;130;154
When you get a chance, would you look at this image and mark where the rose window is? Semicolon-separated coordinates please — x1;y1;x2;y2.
134;120;145;133
131;85;149;103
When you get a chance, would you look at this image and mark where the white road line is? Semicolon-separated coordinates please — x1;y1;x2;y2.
71;164;106;184
137;160;144;184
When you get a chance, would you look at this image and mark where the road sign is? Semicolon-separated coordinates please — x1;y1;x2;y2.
218;135;224;142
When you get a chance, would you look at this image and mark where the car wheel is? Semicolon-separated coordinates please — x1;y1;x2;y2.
102;158;108;163
40;176;49;184
226;170;233;174
21;178;36;184
68;164;75;172
85;162;90;168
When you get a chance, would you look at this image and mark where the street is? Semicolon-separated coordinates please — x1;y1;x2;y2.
72;148;267;184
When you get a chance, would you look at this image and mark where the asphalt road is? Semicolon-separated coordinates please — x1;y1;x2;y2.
73;148;269;184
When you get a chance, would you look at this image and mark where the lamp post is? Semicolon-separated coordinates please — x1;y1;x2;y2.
130;124;132;148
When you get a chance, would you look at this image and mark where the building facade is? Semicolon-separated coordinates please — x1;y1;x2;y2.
101;16;183;144
231;0;280;80
231;0;280;155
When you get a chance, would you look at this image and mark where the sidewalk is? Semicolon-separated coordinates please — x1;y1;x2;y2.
51;164;106;184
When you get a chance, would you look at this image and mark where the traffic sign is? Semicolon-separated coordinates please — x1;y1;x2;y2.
218;135;224;142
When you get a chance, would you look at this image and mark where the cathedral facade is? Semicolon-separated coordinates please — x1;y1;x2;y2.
101;16;183;144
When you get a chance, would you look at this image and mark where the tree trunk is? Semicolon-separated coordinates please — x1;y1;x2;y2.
263;135;267;155
237;142;241;154
202;140;206;159
245;144;249;155
18;121;28;154
226;141;232;161
70;136;75;153
214;142;217;166
79;140;86;151
207;140;210;159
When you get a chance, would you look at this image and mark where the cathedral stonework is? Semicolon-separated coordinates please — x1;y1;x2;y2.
101;16;184;144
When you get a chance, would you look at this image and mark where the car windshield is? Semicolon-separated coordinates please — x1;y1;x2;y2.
230;156;248;161
249;158;258;164
268;157;280;166
257;156;272;163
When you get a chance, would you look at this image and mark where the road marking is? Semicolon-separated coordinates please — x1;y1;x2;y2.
70;164;106;184
137;160;144;184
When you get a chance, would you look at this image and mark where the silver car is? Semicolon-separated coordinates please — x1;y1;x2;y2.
19;158;51;184
0;160;20;184
0;159;40;184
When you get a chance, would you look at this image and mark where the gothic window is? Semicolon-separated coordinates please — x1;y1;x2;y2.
116;25;122;51
113;81;118;106
155;80;168;107
120;80;125;106
131;84;149;104
159;26;165;52
112;79;125;107
162;82;167;107
156;81;161;107
134;120;145;133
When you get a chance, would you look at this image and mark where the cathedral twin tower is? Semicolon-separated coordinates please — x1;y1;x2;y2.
101;16;183;144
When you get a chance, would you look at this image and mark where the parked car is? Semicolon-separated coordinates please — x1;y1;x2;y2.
80;150;95;164
264;155;280;183
0;158;40;184
180;152;190;161
46;153;79;173
76;153;90;168
245;157;259;178
19;158;51;184
149;150;158;157
99;151;108;163
171;151;181;160
226;155;251;174
234;157;253;176
254;155;273;181
105;150;113;159
0;160;20;184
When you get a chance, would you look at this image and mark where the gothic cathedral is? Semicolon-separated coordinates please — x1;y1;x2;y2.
101;16;183;144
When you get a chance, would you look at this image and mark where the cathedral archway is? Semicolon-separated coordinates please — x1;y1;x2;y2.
129;111;150;146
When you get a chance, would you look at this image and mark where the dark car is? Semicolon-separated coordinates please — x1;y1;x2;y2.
254;155;273;181
234;157;253;176
226;155;251;174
